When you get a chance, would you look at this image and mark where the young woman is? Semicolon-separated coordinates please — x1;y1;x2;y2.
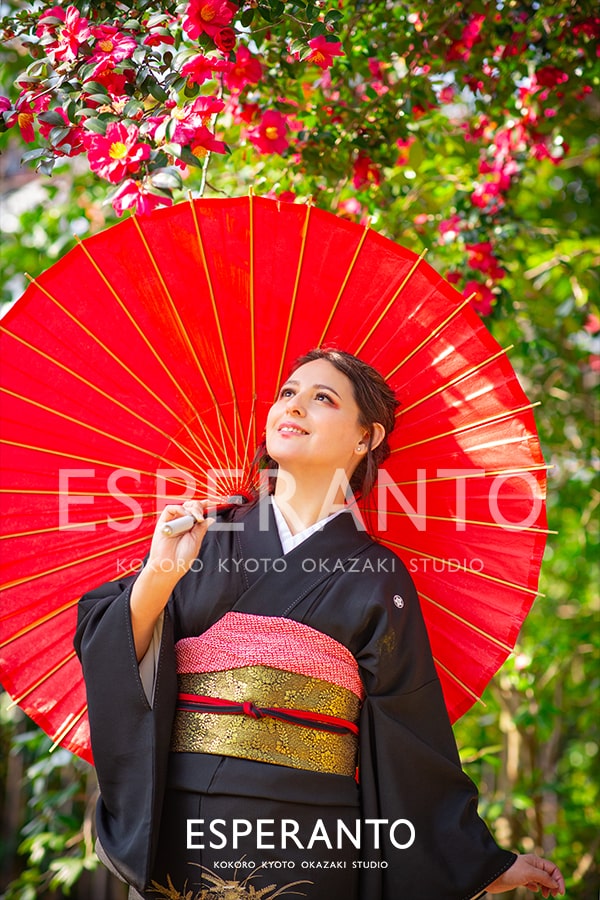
75;349;564;900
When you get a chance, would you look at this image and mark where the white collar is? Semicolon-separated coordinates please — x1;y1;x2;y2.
270;496;345;555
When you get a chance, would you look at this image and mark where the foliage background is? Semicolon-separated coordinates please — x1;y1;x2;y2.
1;1;598;897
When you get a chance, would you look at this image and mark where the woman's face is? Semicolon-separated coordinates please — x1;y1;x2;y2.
265;358;369;485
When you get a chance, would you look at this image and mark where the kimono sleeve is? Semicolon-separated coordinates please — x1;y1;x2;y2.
356;570;516;900
74;574;178;891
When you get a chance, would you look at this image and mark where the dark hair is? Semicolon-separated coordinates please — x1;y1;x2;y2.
252;348;399;499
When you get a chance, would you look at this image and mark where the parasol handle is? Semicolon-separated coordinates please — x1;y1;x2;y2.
161;514;198;536
161;494;251;536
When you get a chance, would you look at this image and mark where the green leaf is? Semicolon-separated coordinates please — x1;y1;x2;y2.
37;110;67;127
324;9;343;25
123;99;144;117
82;118;108;135
82;81;109;96
310;22;327;38
48;126;71;144
86;93;114;105
289;39;306;56
257;4;273;23
37;159;56;176
26;61;47;78
147;80;169;103
20;148;49;163
150;168;183;190
240;8;255;27
146;12;172;28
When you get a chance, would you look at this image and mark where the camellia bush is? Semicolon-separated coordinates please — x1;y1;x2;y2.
1;1;599;897
1;0;598;316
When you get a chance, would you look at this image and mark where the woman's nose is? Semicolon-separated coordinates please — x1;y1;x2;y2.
285;394;305;415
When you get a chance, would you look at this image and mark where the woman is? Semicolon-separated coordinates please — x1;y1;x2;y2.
75;349;564;900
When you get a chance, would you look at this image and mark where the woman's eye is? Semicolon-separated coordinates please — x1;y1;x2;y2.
315;392;333;403
279;387;294;398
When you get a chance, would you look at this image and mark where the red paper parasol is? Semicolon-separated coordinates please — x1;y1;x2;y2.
0;195;548;764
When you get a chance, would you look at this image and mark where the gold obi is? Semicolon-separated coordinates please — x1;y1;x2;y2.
170;666;361;777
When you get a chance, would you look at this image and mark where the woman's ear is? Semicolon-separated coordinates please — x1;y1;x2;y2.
368;422;385;452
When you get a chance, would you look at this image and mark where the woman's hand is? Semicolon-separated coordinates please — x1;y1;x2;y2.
145;500;215;581
130;500;215;660
486;853;565;897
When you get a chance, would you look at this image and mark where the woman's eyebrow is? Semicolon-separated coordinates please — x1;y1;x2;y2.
282;379;342;399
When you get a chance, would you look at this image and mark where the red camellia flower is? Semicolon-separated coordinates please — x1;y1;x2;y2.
248;110;289;155
337;197;364;220
224;46;263;92
84;122;150;183
182;0;237;40
88;67;135;99
464;280;495;317
438;215;463;243
88;25;137;77
396;136;415;166
466;242;505;281
111;179;173;216
181;54;230;86
169;97;226;144
352;153;381;190
446;13;486;62
5;96;39;143
305;35;345;69
40;5;92;63
143;27;176;47
35;5;66;38
228;98;260;125
214;27;237;53
584;313;600;335
174;127;228;170
535;65;570;89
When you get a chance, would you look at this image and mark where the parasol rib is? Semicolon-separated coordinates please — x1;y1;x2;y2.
363;508;552;534
50;705;88;752
274;201;313;392
0;440;206;496
1;510;159;541
249;190;257;452
8;650;77;706
24;273;216;467
0;324;209;475
0;533;149;593
388;540;542;595
0;387;208;477
431;658;487;706
240;393;258;482
0;487;235;502
376;464;550;487
76;237;225;467
317;221;371;347
188;199;246;475
397;346;515;417
419;591;513;652
385;295;473;381
391;402;540;453
0;599;78;643
131;216;238;474
356;250;428;356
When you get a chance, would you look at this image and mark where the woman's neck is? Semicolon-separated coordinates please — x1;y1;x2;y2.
272;473;348;535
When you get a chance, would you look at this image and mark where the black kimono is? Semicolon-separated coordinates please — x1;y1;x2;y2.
74;498;515;899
